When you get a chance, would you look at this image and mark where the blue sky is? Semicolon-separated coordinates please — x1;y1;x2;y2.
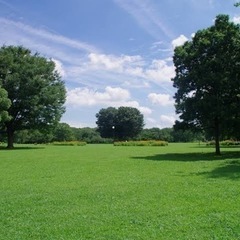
0;0;239;128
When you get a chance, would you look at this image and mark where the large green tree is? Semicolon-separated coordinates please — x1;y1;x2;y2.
0;87;11;123
172;15;240;155
96;106;144;140
0;45;66;148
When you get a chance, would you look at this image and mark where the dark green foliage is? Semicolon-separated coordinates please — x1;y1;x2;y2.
0;45;66;148
53;123;74;142
138;127;204;143
140;128;174;142
96;106;144;140
172;15;240;155
72;127;110;143
0;87;11;123
15;129;53;144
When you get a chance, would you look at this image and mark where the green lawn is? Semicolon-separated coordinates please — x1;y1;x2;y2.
0;143;240;239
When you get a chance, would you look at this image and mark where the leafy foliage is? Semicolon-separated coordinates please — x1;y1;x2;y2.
172;15;240;154
96;106;144;140
0;45;66;148
0;87;11;123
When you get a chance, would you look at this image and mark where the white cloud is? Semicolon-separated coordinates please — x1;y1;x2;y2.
52;59;65;77
0;18;98;53
74;53;175;88
67;86;130;107
0;18;175;90
0;17;98;66
145;60;175;84
88;53;143;71
159;114;176;128
148;93;174;106
172;34;188;49
233;16;240;24
66;86;152;116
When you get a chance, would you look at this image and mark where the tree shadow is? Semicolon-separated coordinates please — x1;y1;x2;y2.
131;151;240;179
0;145;45;150
131;151;240;162
196;160;240;180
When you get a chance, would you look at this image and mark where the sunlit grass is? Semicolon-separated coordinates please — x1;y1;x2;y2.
0;143;240;239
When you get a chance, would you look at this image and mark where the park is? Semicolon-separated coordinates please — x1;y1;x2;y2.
0;11;240;240
0;142;240;239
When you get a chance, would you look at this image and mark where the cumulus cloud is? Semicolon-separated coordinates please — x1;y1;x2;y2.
159;114;176;128
148;93;174;106
233;15;240;24
66;86;152;116
67;86;130;106
172;34;188;48
88;53;143;71
145;60;175;84
52;59;65;77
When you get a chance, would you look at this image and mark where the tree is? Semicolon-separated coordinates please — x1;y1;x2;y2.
0;45;66;148
96;106;144;140
72;127;106;143
0;87;11;123
172;15;240;155
53;123;74;142
15;129;54;144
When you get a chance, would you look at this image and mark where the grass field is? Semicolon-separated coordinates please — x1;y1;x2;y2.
0;143;240;239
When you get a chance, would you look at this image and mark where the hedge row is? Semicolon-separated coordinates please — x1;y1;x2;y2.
114;140;168;146
51;141;87;146
206;140;240;146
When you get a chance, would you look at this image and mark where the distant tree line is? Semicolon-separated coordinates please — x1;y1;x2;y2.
0;122;206;144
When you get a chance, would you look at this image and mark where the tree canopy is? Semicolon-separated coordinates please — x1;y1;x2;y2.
0;87;11;123
96;106;144;140
0;45;66;148
172;15;240;155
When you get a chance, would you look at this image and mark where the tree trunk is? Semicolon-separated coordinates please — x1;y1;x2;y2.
6;124;14;149
214;117;221;155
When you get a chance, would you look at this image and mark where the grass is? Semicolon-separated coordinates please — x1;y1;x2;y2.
0;143;240;239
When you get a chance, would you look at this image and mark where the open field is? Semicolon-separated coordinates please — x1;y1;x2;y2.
0;143;240;239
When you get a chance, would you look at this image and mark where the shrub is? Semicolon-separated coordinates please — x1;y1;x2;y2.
221;140;240;146
114;140;168;147
51;141;87;146
206;140;240;146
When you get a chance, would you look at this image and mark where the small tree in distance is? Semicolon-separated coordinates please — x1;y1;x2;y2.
96;106;144;141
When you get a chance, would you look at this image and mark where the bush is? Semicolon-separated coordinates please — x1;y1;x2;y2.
51;141;87;146
206;140;240;146
114;140;168;147
221;140;240;146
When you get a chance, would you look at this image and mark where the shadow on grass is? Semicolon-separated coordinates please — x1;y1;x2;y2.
0;145;45;150
196;160;240;180
131;151;240;162
132;151;240;179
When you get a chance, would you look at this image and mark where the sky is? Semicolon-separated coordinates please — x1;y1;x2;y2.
0;0;239;129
